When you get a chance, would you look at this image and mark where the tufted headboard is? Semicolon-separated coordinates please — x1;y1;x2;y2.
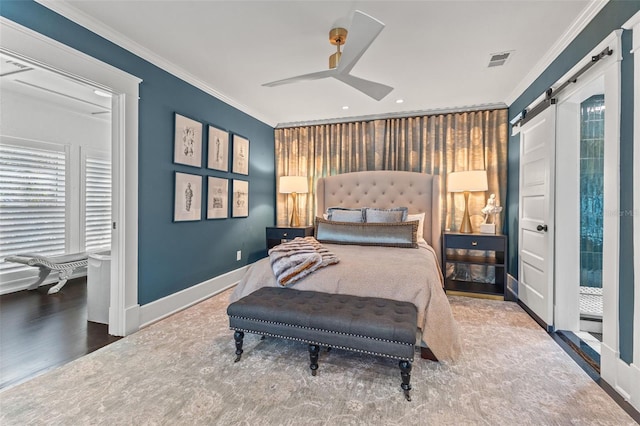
315;171;442;264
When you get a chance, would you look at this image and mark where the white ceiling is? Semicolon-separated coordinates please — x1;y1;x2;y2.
41;0;597;127
0;52;111;117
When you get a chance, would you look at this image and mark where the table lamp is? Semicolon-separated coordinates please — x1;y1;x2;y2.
279;176;308;227
448;170;488;233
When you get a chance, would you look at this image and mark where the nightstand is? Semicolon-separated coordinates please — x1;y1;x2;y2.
442;232;508;300
266;226;314;249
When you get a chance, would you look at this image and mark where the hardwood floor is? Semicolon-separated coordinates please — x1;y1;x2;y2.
0;277;120;389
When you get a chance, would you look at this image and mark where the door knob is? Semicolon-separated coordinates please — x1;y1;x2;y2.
537;224;548;232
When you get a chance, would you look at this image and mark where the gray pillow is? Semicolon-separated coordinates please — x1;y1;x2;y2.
326;207;364;223
315;217;418;248
364;207;408;223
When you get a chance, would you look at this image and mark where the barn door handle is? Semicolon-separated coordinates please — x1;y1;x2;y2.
537;224;548;232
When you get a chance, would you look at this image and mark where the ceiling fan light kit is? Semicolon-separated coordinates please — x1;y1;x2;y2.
262;10;393;101
328;27;347;69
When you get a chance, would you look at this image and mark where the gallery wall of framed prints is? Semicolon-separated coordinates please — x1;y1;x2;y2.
172;112;250;222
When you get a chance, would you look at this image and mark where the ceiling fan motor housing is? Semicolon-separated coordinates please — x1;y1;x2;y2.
329;27;347;69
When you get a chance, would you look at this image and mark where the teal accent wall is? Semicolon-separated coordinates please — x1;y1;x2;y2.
1;1;276;305
507;1;638;363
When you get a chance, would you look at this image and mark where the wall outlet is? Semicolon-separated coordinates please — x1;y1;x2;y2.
236;250;241;261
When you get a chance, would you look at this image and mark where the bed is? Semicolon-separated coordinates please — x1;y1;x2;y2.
230;170;461;361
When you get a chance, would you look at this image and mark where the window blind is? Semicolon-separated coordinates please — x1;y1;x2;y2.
0;143;66;274
84;155;111;252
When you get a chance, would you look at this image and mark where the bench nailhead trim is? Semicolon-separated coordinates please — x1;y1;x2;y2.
229;315;414;346
229;326;414;362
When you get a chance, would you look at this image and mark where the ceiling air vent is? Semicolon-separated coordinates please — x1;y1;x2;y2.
488;51;513;68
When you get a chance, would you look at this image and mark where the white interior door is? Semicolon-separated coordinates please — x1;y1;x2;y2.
518;104;556;330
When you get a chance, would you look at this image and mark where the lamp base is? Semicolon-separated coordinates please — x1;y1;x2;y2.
289;192;300;227
458;191;473;233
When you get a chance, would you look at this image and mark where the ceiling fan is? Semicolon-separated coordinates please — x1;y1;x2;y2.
262;10;393;101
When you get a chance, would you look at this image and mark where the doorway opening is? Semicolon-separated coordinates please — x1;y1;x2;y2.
555;75;606;371
577;94;604;358
1;16;141;337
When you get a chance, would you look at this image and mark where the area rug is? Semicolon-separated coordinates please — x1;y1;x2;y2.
0;289;635;425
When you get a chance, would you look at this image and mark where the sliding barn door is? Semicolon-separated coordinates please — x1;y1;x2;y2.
518;105;556;330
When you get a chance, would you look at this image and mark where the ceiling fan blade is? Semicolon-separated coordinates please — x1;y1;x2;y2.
262;70;335;87
337;10;385;74
333;73;393;101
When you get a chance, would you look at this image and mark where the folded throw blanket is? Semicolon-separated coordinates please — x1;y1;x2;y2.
269;237;339;286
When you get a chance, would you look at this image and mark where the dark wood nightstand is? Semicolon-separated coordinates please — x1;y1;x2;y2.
266;226;314;249
442;232;509;300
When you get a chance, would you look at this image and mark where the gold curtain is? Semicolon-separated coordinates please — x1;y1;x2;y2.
275;109;508;232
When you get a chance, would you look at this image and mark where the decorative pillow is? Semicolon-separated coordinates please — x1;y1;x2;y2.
364;207;408;223
405;212;426;243
326;207;364;223
315;217;418;248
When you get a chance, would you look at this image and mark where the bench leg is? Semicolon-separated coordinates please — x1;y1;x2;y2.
47;268;73;294
309;344;320;376
27;267;52;290
234;331;244;362
399;360;412;402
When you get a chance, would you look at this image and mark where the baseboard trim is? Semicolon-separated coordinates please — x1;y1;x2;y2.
138;265;250;329
601;344;640;415
123;304;140;336
517;299;551;332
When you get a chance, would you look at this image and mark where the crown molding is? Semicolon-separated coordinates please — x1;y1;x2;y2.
276;103;507;128
35;0;278;127
504;0;609;107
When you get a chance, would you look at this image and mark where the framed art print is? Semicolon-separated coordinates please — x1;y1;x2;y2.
232;179;249;217
174;113;202;167
232;134;249;175
207;176;228;219
207;125;229;172
174;172;202;221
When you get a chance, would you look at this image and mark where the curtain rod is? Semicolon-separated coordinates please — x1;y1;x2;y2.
514;46;613;128
275;103;507;129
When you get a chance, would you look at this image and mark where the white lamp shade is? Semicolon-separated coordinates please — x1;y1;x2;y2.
447;170;488;192
279;176;308;194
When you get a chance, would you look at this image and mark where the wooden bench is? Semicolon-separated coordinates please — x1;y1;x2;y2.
227;287;418;401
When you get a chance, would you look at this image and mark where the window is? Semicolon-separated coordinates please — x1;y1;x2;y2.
83;150;111;252
0;139;67;276
0;140;112;288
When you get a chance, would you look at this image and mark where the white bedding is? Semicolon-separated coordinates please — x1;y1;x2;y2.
230;241;461;361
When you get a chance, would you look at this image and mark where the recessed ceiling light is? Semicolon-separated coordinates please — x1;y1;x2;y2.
342;106;349;110
93;89;112;98
396;99;404;104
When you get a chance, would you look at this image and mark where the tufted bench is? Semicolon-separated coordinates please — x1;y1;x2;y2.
227;287;418;401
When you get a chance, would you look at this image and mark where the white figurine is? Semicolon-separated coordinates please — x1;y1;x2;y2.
481;193;503;224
